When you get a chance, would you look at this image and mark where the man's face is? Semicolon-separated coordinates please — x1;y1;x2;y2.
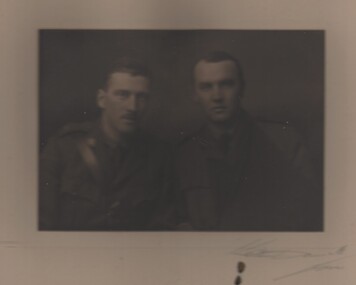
97;72;150;135
194;60;242;124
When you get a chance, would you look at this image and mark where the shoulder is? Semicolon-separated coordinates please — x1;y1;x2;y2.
255;118;301;143
252;117;307;164
254;118;301;146
55;121;95;138
48;121;96;144
41;121;95;157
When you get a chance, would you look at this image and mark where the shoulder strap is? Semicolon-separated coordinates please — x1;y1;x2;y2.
77;138;100;181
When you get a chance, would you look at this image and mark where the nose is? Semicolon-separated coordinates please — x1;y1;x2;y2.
211;85;223;101
126;94;138;111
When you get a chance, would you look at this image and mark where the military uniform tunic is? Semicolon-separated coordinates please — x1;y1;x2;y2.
39;122;174;231
176;112;322;231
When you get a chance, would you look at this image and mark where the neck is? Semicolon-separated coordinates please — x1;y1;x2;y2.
208;110;243;138
208;120;236;138
100;116;128;148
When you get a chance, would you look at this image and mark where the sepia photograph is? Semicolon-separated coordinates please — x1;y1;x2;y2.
39;30;324;232
2;1;356;285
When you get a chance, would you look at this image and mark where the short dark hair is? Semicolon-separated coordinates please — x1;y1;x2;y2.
194;50;245;90
101;57;151;90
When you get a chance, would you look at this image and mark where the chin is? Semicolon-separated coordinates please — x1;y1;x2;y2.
122;127;136;134
209;115;231;124
117;125;137;134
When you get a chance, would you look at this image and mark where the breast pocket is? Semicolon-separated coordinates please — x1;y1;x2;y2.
59;168;102;229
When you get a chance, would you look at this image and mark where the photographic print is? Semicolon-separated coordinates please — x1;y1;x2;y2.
39;30;324;232
2;1;355;284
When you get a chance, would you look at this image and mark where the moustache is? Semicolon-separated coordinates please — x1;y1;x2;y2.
121;113;138;121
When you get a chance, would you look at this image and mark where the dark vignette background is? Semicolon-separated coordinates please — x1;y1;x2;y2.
39;30;324;179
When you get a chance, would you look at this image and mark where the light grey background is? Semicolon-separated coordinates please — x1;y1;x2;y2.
1;1;355;285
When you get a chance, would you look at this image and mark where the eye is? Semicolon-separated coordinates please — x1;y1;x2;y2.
114;90;130;98
219;79;236;88
198;83;212;91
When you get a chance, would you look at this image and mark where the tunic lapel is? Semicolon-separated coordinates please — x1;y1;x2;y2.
111;134;147;189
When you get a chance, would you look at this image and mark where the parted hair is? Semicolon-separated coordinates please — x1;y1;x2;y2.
101;56;151;90
194;50;245;91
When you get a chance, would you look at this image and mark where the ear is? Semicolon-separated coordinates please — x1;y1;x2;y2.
97;89;106;109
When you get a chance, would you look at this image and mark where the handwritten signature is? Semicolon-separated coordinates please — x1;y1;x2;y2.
230;239;352;281
231;239;347;259
275;255;354;281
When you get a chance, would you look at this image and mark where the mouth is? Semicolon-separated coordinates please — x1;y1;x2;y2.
122;115;138;125
211;106;227;113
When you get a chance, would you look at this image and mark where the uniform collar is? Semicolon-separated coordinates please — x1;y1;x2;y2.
91;120;146;154
197;110;253;161
200;110;251;143
87;120;149;186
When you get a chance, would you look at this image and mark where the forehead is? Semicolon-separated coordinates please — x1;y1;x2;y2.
107;72;150;91
194;60;239;82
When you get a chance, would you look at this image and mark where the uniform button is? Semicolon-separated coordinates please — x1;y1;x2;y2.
282;121;289;130
110;201;120;209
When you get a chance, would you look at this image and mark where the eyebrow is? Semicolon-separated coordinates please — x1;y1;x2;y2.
197;78;236;85
219;79;236;84
113;89;150;95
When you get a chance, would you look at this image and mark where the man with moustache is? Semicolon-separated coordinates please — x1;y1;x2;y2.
176;51;322;231
39;57;174;231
